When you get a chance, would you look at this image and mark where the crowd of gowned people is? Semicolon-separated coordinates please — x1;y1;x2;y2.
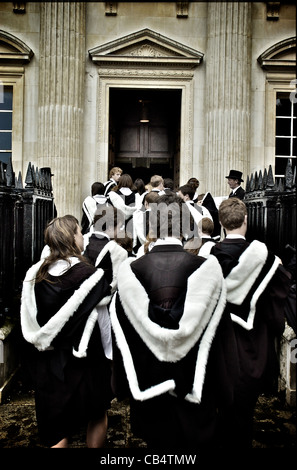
20;169;295;450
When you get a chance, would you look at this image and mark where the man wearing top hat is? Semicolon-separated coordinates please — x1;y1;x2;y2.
226;170;245;200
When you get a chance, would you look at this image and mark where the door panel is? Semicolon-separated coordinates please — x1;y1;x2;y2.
119;125;141;155
148;126;169;156
109;88;181;184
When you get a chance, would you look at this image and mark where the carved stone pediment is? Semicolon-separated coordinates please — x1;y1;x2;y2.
89;28;203;68
257;36;296;72
0;29;33;64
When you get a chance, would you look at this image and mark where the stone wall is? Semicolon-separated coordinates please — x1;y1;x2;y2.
0;2;295;219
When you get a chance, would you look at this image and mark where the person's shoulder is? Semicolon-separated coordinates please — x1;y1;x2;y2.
72;260;97;277
83;195;95;204
236;186;246;197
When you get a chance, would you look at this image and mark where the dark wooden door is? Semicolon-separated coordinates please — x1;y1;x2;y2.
109;89;180;183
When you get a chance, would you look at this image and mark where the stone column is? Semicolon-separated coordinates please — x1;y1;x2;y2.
38;2;86;218
205;2;251;197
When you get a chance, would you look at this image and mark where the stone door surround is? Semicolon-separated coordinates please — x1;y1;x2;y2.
89;28;203;184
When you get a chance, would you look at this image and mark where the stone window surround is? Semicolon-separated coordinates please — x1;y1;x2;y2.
257;37;296;173
0;30;33;171
0;73;24;171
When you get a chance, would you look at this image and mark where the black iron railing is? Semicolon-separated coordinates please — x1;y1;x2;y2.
0;158;55;324
244;158;296;261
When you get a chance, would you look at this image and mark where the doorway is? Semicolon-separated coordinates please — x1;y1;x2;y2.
109;89;181;188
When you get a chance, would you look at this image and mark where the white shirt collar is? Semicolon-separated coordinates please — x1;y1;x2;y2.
48;257;80;276
226;234;246;240
154;237;183;247
93;231;110;239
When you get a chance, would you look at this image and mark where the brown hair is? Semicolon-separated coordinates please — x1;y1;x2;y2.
116;173;136;191
187;177;200;189
143;190;160;205
35;215;86;283
109;167;122;178
150;175;164;188
202;217;214;236
178;184;195;201
149;193;184;239
218;198;247;231
91;182;105;196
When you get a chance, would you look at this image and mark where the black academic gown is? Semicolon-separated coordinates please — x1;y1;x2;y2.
22;261;112;447
111;243;239;449
211;238;291;447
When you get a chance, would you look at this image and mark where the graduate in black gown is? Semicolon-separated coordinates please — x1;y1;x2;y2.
110;194;238;449
21;215;113;447
211;198;291;447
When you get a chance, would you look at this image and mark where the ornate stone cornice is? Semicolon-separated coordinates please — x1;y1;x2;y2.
97;68;194;79
89;28;203;69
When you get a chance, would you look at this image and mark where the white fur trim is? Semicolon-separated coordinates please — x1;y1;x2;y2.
21;261;105;354
110;255;226;403
116;255;224;361
94;240;128;305
186;201;203;226
110;294;176;401
225;240;281;330
72;307;98;358
83;196;97;226
198;241;216;258
226;240;268;304
132;210;147;247
109;191;137;219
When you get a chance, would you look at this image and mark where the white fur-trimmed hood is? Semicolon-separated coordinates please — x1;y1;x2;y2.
226;240;280;330
21;260;105;357
109;191;137;219
110;255;226;403
94;240;128;302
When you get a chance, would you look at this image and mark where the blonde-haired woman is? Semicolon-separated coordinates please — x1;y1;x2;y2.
21;215;112;448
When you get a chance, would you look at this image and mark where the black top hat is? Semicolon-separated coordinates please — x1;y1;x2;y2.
225;170;244;182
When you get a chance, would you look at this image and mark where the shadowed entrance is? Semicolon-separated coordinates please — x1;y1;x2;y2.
109;88;181;187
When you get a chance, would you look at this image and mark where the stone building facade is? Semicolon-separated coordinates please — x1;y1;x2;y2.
0;2;296;219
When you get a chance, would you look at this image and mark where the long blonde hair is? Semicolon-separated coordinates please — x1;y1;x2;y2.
35;215;87;283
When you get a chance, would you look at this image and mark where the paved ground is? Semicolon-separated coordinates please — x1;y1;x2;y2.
0;379;295;451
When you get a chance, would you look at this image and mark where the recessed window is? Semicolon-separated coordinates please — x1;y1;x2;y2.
0;85;13;165
275;92;296;177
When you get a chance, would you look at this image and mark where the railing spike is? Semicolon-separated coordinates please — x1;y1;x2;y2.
16;171;23;189
36;168;40;188
250;172;255;192
263;168;268;189
267;165;275;189
0;161;6;186
245;174;250;193
6;157;14;187
278;177;284;192
285;158;294;189
254;171;259;190
25;162;34;187
258;170;263;190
